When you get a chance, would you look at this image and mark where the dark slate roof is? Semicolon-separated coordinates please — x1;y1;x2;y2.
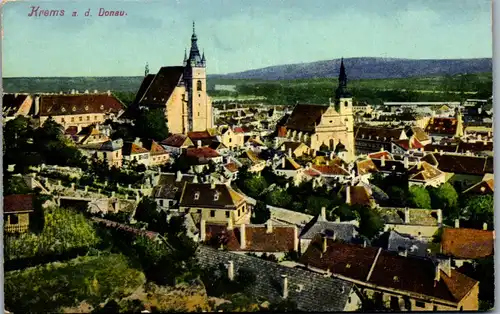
283;104;328;133
299;216;357;241
195;245;353;312
152;173;196;200
354;126;405;142
133;74;155;104
3;93;30;116
137;66;184;107
387;230;429;258
421;153;493;175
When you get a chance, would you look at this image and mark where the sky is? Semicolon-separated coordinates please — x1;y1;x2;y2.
2;0;492;77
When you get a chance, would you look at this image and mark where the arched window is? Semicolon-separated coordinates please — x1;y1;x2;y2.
197;80;202;91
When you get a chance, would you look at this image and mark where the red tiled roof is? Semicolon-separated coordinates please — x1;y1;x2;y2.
312;164;350;176
161;134;191;148
143;140;168;155
233;127;245;133
225;162;239;173
411;137;424;149
122;142;149;155
186;147;220;159
188;131;212;140
39;94;124;116
356;159;378;176
4;194;34;213
441;227;494;259
64;126;79;136
425;117;458;135
205;223;296;252
349;186;373;206
421;153;493;175
368;151;393;160
304;168;321;177
393;139;409;150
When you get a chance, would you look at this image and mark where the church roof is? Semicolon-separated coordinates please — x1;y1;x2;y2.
136;66;184;107
283;104;329;133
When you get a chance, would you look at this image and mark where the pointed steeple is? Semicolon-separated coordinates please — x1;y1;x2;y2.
201;50;206;62
183;48;188;66
335;57;351;100
186;21;203;67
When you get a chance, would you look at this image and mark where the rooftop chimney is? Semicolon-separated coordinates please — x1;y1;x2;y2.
282;157;286;168
197;140;202;147
281;274;289;299
346;186;351;205
176;171;182;182
107;90;111;96
85;90;89;94
211;181;216;189
322;236;328;253
404;208;410;224
483;223;488;230
240;224;246;250
227;261;235;281
266;219;273;233
454;219;460;228
321;207;326;221
200;219;206;242
435;264;441;284
437;210;443;224
288;148;292;158
293;226;298;252
336;217;341;223
403;156;409;169
94;89;98;94
363;240;367;248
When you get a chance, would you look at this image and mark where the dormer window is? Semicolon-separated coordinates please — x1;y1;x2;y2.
194;192;200;200
72;106;76;112
100;105;104;110
61;107;66;113
214;192;220;201
85;106;89;111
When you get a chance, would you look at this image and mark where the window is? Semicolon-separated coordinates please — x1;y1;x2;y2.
415;301;425;308
10;214;18;225
159;200;164;206
344;101;348;107
79;116;83;121
197;209;202;214
229;138;232;143
210;210;215;217
94;116;98;120
194;192;200;200
87;116;90;121
225;211;230;218
115;152;119;157
433;306;438;311
71;117;75;122
61;118;65;123
460;306;463;312
214;193;219;201
197;80;202;91
390;296;400;310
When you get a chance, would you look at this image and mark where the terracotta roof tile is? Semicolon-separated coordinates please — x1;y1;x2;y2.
312;164;349;176
122;142;149;155
224;162;239;173
368;151;394;160
39;94;124;116
3;194;34;213
441;227;494;259
349;186;373;206
356;159;378;176
186;147;220;159
233;127;244;133
161;134;192;148
188;131;212;140
180;183;244;209
421;153;493;175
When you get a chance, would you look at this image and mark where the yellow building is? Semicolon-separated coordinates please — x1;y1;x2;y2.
219;126;245;150
35;92;125;133
277;59;355;161
79;139;124;168
133;23;213;134
179;182;250;226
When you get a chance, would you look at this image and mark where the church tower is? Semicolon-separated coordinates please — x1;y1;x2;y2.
183;22;213;132
332;58;355;160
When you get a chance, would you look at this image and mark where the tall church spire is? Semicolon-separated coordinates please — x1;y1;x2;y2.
335;57;351;100
186;21;203;67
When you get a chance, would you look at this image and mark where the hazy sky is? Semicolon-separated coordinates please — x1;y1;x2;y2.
2;0;492;77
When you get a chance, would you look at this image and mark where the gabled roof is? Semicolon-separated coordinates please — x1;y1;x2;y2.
179;183;245;209
39;94;124;116
348;186;373;206
277;156;302;171
462;178;494;195
185;147;220;159
224;162;240;173
368;151;393;160
3;194;34;214
441;227;494;259
188;130;213;140
355;126;405;142
242;150;264;164
3;93;30;116
425;117;458;135
299;217;357;241
122;142;149;155
283;104;329;133
142;139;168;155
137;66;184;106
387;230;429;257
407;126;430;142
204;223;297;252
356;159;378;176
421;153;493;175
161;134;192;148
152;173;196;199
300;236;478;304
456;140;493;153
312;164;350;176
423;144;459;153
195;245;354;312
408;161;444;182
280;141;306;152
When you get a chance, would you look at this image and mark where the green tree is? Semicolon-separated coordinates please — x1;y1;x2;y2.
386;186;409;207
251;200;271;224
134;108;169;141
305;196;333;216
408;185;432;209
357;206;384;240
462;194;494;229
429;183;459;217
265;188;292;208
134;197;166;232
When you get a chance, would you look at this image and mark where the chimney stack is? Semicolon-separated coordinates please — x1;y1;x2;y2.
435;264;441;283
282;157;286;169
403;155;409;169
176;171;182;182
266;219;273;233
197;140;202;148
363;240;367;248
483;223;488;230
288;148;292;158
107;90;111;96
200;219;206;242
336;217;341;223
240;224;246;249
321;207;326;220
346;186;351;205
381;155;386;167
404;208;410;224
454;219;460;228
281;275;289;299
437;210;443;224
322;236;328;253
227;261;234;281
293;226;298;252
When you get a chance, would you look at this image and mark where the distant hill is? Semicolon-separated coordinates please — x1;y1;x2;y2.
2;57;492;94
210;57;492;81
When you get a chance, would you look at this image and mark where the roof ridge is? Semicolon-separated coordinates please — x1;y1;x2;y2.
365;247;382;282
